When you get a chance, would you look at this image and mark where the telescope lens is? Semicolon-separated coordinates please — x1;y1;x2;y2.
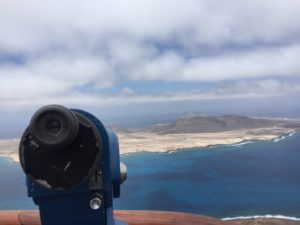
30;105;79;150
45;118;63;135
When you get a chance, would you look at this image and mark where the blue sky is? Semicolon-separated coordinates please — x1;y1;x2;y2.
0;0;300;136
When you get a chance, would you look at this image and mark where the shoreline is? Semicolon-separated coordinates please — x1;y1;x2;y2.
0;139;20;163
118;127;296;155
120;130;297;156
0;127;297;163
0;153;19;163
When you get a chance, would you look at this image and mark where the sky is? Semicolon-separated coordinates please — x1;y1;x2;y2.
0;0;300;137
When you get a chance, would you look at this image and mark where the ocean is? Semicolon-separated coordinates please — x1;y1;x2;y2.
0;132;299;220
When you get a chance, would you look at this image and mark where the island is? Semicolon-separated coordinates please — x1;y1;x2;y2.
1;115;299;163
117;115;299;154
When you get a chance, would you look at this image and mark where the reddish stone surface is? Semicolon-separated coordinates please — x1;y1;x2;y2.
0;210;299;225
0;210;237;225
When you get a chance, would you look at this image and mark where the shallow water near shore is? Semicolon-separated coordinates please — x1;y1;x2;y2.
115;132;300;219
0;158;34;209
0;132;299;219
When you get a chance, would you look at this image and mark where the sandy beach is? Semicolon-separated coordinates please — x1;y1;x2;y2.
0;127;295;163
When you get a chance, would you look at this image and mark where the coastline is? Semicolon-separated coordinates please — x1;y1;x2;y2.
0;127;296;163
0;153;19;163
118;127;296;155
0;139;19;163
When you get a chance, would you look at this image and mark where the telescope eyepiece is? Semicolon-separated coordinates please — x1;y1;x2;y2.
29;105;79;150
19;104;127;225
21;105;101;190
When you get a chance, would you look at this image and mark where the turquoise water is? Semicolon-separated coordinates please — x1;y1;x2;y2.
0;132;300;219
0;158;35;209
115;132;300;218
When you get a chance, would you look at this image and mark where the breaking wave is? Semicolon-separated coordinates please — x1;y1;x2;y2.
222;214;300;221
272;131;298;142
273;136;286;142
230;141;253;147
288;131;296;137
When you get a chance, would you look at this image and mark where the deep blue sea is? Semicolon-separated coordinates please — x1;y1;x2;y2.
0;132;300;219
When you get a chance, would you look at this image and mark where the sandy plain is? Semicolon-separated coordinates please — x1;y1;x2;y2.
0;127;295;163
118;127;295;154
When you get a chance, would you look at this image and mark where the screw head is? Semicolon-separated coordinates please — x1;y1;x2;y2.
90;196;102;210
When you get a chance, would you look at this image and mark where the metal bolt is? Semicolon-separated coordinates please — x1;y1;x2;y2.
90;196;102;210
120;162;127;184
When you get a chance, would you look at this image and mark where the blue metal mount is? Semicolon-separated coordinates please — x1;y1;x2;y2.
19;105;127;225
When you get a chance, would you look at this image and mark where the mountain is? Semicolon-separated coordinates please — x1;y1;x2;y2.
143;115;300;134
108;125;132;134
179;112;208;119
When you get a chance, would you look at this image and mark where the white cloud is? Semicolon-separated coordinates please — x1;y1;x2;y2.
1;37;300;109
1;79;299;109
181;45;300;81
215;80;300;95
120;44;300;81
121;87;135;95
0;54;115;101
0;0;300;109
1;0;300;52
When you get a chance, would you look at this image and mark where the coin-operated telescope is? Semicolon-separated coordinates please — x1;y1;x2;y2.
19;105;127;225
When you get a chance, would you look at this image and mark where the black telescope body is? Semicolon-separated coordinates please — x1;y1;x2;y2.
19;105;127;225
